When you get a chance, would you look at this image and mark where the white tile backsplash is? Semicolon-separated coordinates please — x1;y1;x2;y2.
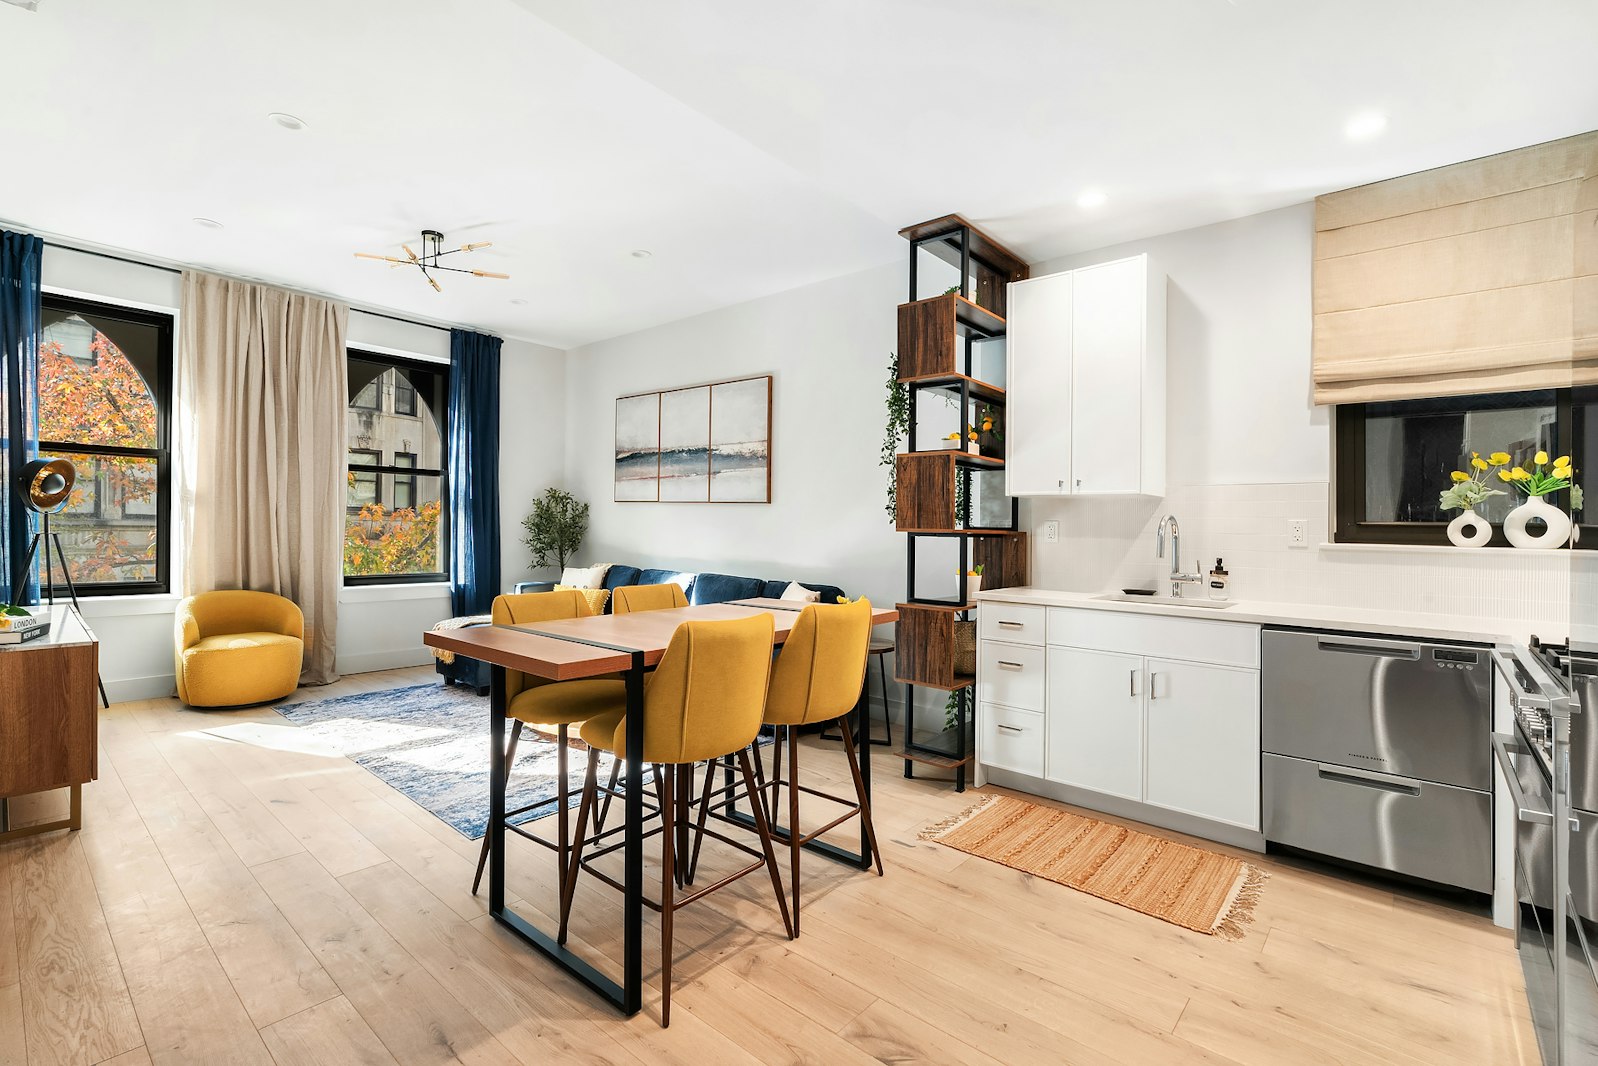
1026;482;1579;638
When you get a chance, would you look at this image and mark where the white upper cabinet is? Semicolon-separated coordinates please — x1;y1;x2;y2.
1004;270;1073;494
1005;254;1166;497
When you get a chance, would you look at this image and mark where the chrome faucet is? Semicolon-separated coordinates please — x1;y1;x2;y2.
1156;514;1205;598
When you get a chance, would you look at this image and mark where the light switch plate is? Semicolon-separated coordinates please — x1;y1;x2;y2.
1287;519;1308;547
1043;521;1059;543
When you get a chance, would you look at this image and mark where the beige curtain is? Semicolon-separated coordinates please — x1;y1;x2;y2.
1312;130;1598;404
177;271;348;684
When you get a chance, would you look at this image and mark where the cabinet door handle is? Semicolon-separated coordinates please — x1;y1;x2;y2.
1128;668;1137;698
996;620;1024;630
1075;478;1083;489
996;724;1024;734
1148;672;1161;700
997;660;1023;670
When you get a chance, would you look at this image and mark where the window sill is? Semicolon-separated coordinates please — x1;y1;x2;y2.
73;593;183;617
340;581;451;604
1320;542;1581;559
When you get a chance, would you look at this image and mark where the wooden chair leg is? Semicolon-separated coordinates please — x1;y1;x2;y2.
686;756;717;885
595;756;622;834
736;749;794;939
841;715;885;876
473;719;524;895
660;763;676;1028
788;724;802;935
559;749;600;945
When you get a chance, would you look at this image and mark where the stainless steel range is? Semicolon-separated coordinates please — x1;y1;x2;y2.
1494;639;1598;1065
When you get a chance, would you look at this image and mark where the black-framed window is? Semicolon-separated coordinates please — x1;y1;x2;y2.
1335;387;1591;548
36;294;174;594
344;352;447;583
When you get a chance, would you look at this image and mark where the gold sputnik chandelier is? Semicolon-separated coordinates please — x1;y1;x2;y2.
355;229;509;292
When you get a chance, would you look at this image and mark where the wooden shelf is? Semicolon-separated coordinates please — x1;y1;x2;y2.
898;295;1007;382
899;600;977;612
900;528;1026;536
894;604;973;689
895;746;975;770
898;214;1030;283
900;373;1006;406
900;450;1004;469
893;674;975;692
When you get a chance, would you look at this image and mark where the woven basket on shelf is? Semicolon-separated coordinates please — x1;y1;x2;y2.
953;620;977;676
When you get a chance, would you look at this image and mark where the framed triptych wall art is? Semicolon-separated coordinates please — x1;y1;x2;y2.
613;375;771;503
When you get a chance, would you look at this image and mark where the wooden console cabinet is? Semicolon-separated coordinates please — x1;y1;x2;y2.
0;607;99;839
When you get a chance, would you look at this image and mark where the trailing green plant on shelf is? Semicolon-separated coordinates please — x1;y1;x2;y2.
882;352;909;522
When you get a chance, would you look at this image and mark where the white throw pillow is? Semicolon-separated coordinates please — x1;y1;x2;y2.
781;581;820;603
558;563;611;589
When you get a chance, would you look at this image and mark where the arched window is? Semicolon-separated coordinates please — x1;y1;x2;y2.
37;295;173;593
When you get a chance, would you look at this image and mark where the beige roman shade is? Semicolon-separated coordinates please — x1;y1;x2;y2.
1312;130;1598;404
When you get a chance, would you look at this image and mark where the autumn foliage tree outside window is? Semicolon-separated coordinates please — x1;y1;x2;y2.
344;353;447;582
36;297;172;592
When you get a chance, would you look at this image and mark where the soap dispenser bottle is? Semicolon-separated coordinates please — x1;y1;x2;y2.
1208;558;1230;601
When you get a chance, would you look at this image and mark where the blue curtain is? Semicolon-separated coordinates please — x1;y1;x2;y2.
447;329;501;616
0;230;42;606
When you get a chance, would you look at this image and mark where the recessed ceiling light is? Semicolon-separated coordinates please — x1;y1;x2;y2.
1344;110;1387;142
509;298;528;305
630;249;652;259
1076;188;1107;210
268;112;307;131
192;217;224;229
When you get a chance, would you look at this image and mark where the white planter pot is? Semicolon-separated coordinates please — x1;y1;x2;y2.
1503;496;1573;549
1446;508;1492;548
965;575;983;597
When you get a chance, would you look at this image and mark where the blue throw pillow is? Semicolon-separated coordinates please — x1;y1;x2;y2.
691;572;765;605
637;568;695;598
599;566;642;613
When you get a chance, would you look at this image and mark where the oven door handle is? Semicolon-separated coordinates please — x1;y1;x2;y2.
1491;646;1565;712
1492;732;1553;826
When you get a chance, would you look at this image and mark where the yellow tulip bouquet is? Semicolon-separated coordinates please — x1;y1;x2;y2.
1495;450;1575;499
1440;452;1509;512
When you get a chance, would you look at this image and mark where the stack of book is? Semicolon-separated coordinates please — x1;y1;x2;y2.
0;609;50;645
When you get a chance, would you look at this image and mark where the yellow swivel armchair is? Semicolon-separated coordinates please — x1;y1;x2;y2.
175;591;304;707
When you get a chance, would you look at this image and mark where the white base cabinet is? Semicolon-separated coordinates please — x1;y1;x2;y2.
979;604;1262;841
1046;647;1143;801
1142;657;1261;829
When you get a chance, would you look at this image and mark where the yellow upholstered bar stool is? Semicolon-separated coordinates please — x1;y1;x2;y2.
559;613;791;1027
470;590;620;897
747;598;883;934
612;582;688;614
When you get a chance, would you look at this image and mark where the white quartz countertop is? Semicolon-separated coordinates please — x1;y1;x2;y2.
973;586;1560;646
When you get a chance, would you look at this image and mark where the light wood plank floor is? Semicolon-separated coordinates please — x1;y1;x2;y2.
0;667;1539;1065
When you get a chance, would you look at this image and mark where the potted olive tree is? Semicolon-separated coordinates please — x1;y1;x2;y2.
522;488;589;571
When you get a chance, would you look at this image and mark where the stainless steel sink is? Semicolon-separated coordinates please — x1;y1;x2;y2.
1093;593;1237;610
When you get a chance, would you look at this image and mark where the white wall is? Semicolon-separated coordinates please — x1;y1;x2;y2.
36;243;560;699
562;262;905;608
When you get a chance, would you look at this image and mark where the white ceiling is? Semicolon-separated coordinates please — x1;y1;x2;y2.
4;0;1595;349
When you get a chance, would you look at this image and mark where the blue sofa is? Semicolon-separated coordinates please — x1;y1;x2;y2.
436;564;846;691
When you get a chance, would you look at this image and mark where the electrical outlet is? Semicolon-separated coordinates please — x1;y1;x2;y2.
1043;521;1059;544
1287;519;1309;548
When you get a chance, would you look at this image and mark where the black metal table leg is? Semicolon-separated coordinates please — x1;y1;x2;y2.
485;656;645;1015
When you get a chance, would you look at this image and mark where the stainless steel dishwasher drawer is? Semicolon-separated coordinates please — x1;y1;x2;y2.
1262;753;1492;893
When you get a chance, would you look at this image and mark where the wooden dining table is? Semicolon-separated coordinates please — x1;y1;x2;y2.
423;598;898;1016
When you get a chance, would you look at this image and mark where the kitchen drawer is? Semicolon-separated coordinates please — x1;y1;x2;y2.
979;603;1046;646
978;640;1045;712
1263;753;1491;893
1047;607;1258;668
980;703;1045;777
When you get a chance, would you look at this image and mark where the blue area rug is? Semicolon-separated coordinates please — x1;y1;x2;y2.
275;682;610;840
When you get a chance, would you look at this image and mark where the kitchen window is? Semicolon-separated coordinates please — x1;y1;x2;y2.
344;351;448;584
1335;388;1592;548
35;294;174;594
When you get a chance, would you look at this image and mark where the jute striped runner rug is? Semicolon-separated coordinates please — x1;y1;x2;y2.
922;794;1267;940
